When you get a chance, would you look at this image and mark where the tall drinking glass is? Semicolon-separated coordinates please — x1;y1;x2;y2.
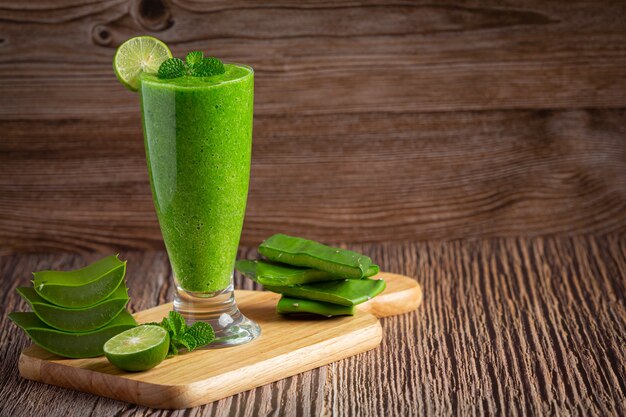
139;64;260;347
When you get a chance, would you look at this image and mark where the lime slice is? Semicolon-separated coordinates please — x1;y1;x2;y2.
113;36;172;92
104;325;169;371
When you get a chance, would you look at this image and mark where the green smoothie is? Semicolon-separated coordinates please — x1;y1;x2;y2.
140;64;253;293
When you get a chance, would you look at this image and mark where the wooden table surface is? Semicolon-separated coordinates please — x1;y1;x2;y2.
2;1;624;415
1;235;624;416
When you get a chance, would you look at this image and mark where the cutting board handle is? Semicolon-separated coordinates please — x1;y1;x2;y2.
358;273;423;318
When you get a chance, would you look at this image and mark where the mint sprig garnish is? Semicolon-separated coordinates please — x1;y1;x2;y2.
145;311;215;356
185;51;204;70
157;51;225;79
194;57;225;77
158;58;185;79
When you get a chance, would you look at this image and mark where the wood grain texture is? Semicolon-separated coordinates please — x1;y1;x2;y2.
1;236;625;416
0;0;625;118
1;109;625;254
1;0;626;253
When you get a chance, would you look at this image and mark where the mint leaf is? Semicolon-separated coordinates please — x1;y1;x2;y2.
167;343;178;358
174;335;189;350
185;322;215;349
193;57;225;77
168;311;186;338
151;310;215;356
185;51;203;69
179;333;199;351
158;58;186;79
160;316;173;333
158;54;225;79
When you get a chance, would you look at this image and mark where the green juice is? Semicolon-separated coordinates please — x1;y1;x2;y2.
140;64;253;293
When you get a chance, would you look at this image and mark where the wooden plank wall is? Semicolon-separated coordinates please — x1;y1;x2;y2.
0;0;625;254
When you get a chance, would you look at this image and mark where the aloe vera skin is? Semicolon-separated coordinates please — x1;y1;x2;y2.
264;278;386;307
258;234;372;279
277;296;355;317
33;255;126;308
9;310;137;358
17;282;129;332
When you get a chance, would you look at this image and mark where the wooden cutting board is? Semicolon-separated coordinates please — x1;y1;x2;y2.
17;272;422;409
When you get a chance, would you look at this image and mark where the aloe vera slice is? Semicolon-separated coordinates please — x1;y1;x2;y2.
236;259;343;286
33;255;126;308
277;296;355;317
263;278;386;307
237;259;380;286
258;234;372;279
365;264;379;277
16;282;129;332
9;310;137;358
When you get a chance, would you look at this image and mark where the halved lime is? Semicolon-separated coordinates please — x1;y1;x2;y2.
113;36;172;92
104;325;169;371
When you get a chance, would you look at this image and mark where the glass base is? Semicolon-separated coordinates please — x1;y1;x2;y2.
173;283;261;348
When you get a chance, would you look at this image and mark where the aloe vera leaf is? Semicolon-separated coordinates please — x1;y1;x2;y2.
17;282;129;332
277;296;355;316
235;259;258;278
236;259;344;286
32;255;126;308
258;234;372;279
365;264;379;277
9;310;137;358
257;261;346;285
237;259;380;284
264;278;386;306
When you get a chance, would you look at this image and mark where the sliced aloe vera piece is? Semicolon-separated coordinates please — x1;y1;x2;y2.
365;264;379;277
237;259;380;285
9;310;137;358
277;296;355;317
17;282;129;332
236;259;346;286
263;278;386;307
258;234;372;279
33;255;126;308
